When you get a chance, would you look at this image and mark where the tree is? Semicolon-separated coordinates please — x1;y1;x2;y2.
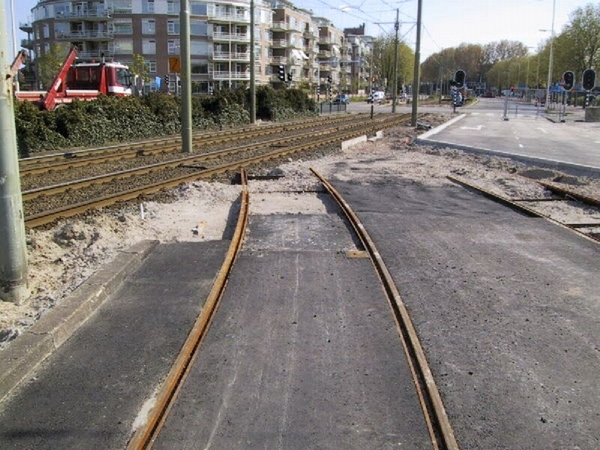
559;4;600;74
372;35;414;94
130;54;151;95
36;43;71;89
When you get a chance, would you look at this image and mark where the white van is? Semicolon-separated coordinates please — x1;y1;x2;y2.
367;91;385;103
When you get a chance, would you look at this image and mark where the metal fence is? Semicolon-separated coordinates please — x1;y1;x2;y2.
317;102;347;114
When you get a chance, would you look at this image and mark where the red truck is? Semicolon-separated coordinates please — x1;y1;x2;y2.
13;48;132;110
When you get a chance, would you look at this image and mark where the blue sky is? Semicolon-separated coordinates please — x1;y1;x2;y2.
2;0;594;60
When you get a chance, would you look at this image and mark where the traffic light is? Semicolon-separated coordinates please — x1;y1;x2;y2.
327;74;332;84
454;70;466;89
287;72;292;82
164;74;170;85
278;65;285;81
562;71;574;91
582;69;596;91
208;84;214;95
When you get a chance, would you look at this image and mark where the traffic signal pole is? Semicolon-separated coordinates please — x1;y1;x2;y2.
180;0;192;153
0;4;29;303
392;9;399;113
250;0;256;124
410;0;422;126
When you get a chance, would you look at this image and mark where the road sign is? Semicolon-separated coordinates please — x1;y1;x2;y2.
168;56;181;73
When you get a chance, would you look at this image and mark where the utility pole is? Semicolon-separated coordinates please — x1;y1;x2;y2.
180;0;192;152
250;0;256;124
369;47;374;120
0;3;28;303
545;0;556;109
392;9;399;113
411;0;422;126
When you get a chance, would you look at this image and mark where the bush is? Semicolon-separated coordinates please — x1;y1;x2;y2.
14;87;317;155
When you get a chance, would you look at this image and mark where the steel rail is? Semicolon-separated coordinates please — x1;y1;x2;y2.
530;179;600;208
24;115;411;228
311;168;459;450
19;114;370;174
447;175;600;243
126;169;249;450
22;115;402;201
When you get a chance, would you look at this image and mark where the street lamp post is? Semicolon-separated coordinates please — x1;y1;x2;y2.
542;0;556;109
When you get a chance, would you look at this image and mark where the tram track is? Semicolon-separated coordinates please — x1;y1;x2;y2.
19;114;371;177
447;175;600;242
24;113;415;228
21;114;392;192
125;167;457;449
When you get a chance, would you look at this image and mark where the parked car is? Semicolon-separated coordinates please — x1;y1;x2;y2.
332;94;349;104
367;91;385;104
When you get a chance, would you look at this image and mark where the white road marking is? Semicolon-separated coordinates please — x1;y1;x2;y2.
519;144;524;148
460;125;483;130
537;128;548;134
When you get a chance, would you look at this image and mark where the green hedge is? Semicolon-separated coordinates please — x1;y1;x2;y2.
14;86;316;157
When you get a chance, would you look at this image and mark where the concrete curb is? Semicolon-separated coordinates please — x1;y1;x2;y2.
0;240;159;404
418;114;466;140
415;136;600;178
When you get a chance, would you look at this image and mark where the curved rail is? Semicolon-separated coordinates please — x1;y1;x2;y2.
448;175;600;243
311;168;459;450
126;169;249;450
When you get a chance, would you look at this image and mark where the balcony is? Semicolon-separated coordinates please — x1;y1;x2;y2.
20;39;34;49
318;50;331;58
211;51;250;61
271;55;288;65
77;50;114;60
212;31;250;42
207;8;250;23
56;9;112;20
271;39;290;48
55;30;114;41
304;30;317;39
212;70;250;80
19;22;33;33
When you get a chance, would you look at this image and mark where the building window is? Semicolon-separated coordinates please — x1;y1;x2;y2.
113;19;133;35
144;60;157;73
167;0;180;14
142;0;154;14
167;20;180;35
190;41;208;56
168;40;180;55
142;19;156;34
190;20;206;36
112;0;132;14
54;22;69;37
191;62;208;74
113;39;133;54
190;2;207;15
142;39;156;54
43;24;50;38
54;4;70;17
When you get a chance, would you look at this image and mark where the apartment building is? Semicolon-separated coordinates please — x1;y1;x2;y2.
345;24;372;95
23;0;371;95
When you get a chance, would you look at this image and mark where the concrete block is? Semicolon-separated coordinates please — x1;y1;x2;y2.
585;107;600;122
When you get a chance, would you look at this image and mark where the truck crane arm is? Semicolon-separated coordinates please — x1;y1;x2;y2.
9;50;28;79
